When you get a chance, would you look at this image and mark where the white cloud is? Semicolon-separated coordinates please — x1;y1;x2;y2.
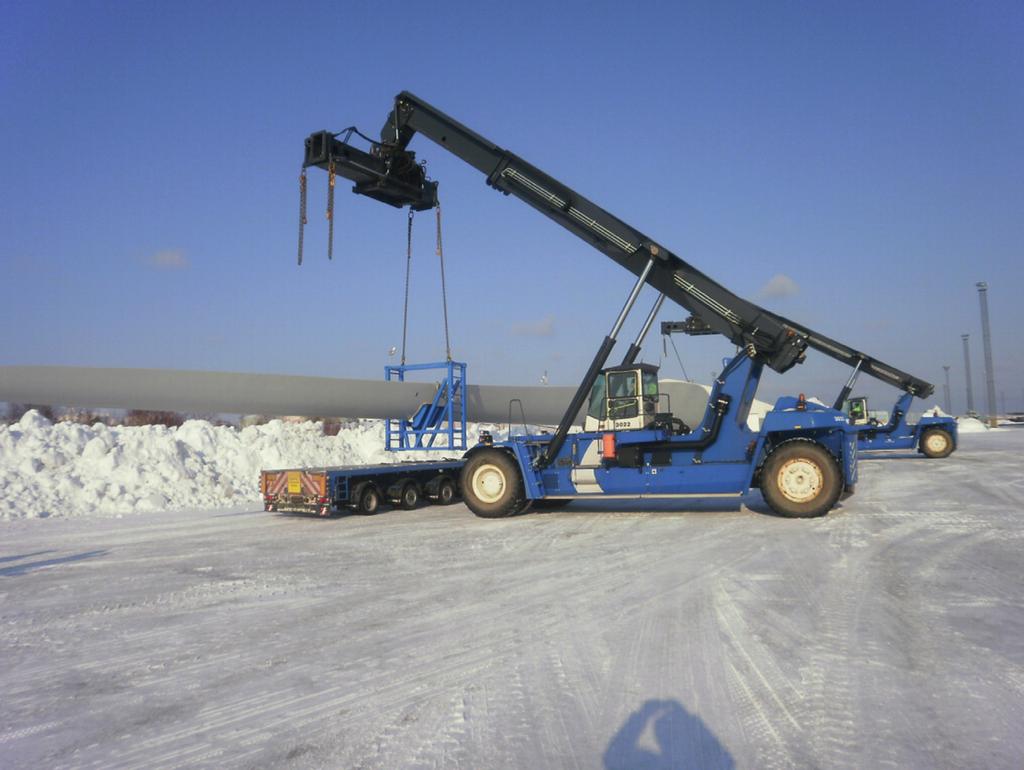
511;315;555;337
147;249;189;270
758;273;799;298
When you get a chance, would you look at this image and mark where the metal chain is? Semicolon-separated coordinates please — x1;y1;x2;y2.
435;203;452;361
326;160;336;260
401;208;414;365
297;168;307;266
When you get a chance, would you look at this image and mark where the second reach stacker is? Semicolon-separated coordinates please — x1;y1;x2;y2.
262;92;938;520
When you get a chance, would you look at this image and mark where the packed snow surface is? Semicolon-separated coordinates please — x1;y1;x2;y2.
0;411;488;520
1;429;1022;768
957;416;994;433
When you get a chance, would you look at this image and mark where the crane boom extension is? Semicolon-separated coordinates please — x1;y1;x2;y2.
304;91;933;397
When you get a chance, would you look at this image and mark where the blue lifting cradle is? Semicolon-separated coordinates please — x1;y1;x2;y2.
385;360;468;451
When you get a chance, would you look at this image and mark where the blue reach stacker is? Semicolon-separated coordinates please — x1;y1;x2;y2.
273;91;947;519
661;321;958;458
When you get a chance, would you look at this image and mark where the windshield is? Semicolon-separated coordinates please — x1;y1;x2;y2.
607;371;637;398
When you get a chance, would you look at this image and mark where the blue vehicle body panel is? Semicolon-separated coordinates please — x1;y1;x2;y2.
482;354;858;502
853;392;958;453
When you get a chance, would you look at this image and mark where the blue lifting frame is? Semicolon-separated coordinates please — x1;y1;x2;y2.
385;361;468;451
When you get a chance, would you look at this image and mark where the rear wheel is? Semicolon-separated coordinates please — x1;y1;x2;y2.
920;428;954;458
761;441;841;518
460;449;525;518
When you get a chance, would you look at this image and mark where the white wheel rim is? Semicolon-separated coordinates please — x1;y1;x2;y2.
776;458;823;504
926;433;947;453
471;464;506;504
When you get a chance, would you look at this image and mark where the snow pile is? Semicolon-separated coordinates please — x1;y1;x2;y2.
0;411;487;520
957;416;991;433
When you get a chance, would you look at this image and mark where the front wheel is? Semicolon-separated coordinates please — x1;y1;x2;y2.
760;441;842;518
460;450;525;518
920;428;954;459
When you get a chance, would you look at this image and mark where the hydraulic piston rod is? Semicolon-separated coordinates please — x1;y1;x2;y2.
537;256;657;468
832;357;864;411
621;294;666;366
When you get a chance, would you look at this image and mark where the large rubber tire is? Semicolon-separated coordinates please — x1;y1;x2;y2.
920;428;954;459
356;484;381;515
399;482;421;510
460;449;525;518
434;477;457;505
760;440;842;519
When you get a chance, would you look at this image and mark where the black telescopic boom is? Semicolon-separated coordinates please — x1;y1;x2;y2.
304;92;934;397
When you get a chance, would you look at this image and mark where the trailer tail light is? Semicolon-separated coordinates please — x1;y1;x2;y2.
318;496;329;504
602;432;617;460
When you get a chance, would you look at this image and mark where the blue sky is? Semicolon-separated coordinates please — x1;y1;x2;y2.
2;1;1022;412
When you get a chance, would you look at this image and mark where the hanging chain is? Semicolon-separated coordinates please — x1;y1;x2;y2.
400;208;414;365
435;203;452;361
326;160;336;260
297;168;308;266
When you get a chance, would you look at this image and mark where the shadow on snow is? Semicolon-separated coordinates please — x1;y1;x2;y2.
0;549;107;577
604;699;734;770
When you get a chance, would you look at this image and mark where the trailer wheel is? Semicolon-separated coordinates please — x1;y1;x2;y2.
761;440;841;518
920;428;954;459
460;449;524;518
399;482;421;510
435;477;457;505
355;484;381;515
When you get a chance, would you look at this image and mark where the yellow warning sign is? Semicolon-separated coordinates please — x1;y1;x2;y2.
287;471;302;495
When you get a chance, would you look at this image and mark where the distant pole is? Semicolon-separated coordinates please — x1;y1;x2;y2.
1000;390;1006;416
976;282;998;427
961;334;975;415
942;365;952;414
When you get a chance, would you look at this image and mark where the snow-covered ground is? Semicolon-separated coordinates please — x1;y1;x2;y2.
1;429;1022;768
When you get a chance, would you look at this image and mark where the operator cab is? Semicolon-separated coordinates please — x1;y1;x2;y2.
584;364;661;432
844;396;870;426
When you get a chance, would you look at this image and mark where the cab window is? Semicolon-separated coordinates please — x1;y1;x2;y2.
607;371;637;398
642;371;659;397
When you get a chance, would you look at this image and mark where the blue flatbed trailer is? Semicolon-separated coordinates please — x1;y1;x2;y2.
261;459;464;516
